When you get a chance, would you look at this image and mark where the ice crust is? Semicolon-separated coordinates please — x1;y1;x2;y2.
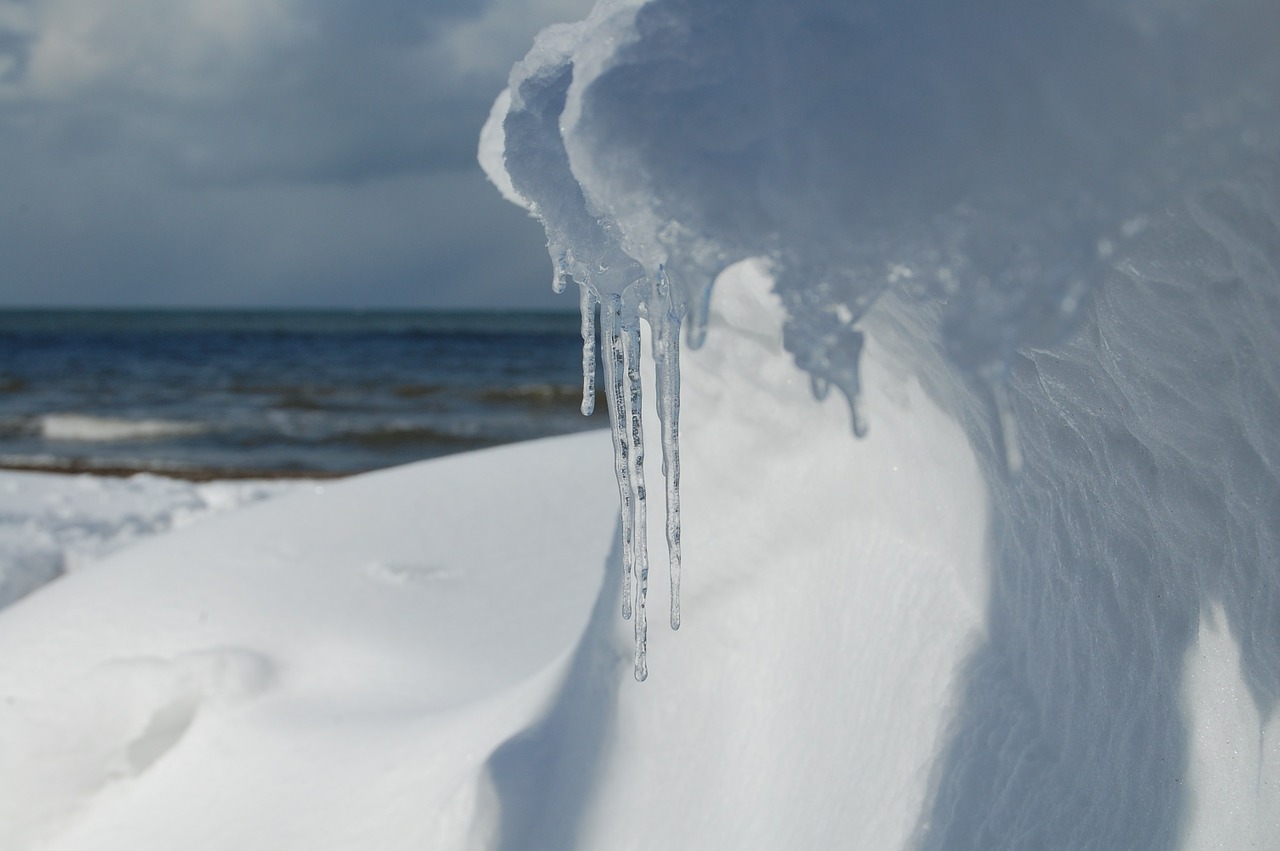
490;0;1277;379
484;0;1280;844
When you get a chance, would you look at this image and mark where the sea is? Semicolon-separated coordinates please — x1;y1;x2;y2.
0;310;604;479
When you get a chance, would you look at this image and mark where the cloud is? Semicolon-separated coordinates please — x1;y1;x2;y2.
2;138;560;308
2;0;498;183
0;0;595;306
2;0;294;98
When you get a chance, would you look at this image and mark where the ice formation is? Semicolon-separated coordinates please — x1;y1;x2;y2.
487;19;688;679
483;3;1280;777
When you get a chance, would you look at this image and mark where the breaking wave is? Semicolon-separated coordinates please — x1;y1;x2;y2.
37;414;210;443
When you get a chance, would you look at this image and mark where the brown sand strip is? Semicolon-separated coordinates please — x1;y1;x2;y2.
0;461;357;482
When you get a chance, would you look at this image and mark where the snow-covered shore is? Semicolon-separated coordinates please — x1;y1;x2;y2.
0;268;993;850
0;472;309;610
1;264;1275;849
0;429;617;850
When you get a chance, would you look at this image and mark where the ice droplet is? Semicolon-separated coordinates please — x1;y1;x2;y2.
990;377;1024;475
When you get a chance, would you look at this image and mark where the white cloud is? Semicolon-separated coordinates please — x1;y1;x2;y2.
2;0;596;101
0;0;600;306
441;0;594;79
6;0;302;99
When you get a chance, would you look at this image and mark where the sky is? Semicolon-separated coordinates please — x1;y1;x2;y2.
0;0;595;309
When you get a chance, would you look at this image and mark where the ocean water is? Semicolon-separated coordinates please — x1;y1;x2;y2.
0;310;603;478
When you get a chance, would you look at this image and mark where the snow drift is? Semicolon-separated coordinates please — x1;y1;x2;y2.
483;0;1280;847
0;437;619;850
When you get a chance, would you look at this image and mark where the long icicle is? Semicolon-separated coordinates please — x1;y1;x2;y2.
600;296;635;620
989;377;1024;475
578;282;598;416
686;278;714;350
552;252;569;294
623;312;650;681
653;269;683;630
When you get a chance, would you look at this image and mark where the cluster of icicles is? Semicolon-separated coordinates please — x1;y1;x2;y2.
565;259;1031;682
571;272;1028;682
566;267;686;682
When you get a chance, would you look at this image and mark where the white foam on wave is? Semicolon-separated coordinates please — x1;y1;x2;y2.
38;414;209;443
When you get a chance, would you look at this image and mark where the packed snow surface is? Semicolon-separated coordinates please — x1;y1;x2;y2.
0;435;618;850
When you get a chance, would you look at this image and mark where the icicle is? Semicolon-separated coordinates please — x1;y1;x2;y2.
989;377;1024;475
847;383;869;439
553;252;570;294
652;269;683;631
623;312;651;682
600;297;636;620
578;282;598;416
685;278;715;350
848;338;870;438
787;309;868;437
567;269;683;677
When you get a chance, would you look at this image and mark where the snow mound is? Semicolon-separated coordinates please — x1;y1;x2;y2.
0;472;302;608
0;434;617;850
484;0;1280;847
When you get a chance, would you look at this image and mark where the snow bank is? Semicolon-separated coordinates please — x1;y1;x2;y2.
0;472;303;609
502;263;992;849
1;243;1275;847
0;434;617;850
482;0;1280;847
0;266;996;850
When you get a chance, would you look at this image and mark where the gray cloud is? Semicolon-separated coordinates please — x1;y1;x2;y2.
0;27;32;83
0;0;593;307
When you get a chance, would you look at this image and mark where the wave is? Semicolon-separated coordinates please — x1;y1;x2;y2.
473;383;595;405
389;383;446;399
38;414;210;443
0;309;583;338
333;425;495;450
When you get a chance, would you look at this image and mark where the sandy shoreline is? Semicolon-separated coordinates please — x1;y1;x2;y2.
0;461;358;482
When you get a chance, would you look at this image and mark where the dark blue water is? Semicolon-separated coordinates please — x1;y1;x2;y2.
0;310;603;478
